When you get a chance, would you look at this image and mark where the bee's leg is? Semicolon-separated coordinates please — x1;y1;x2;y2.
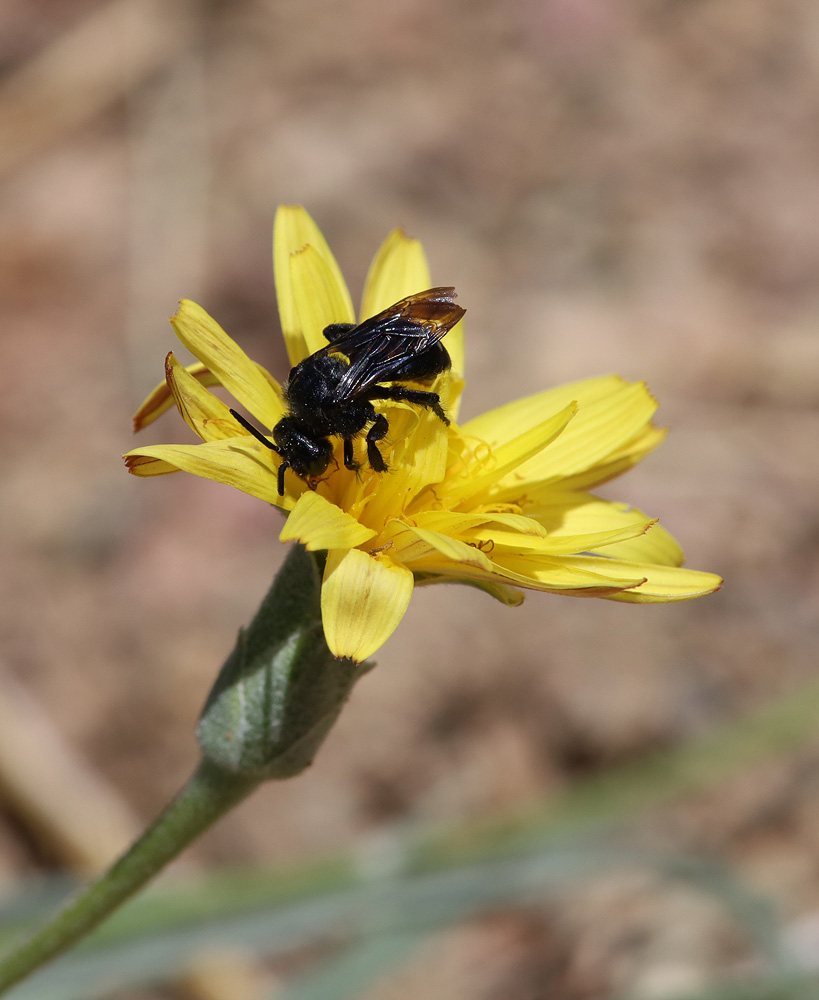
278;461;289;496
322;322;356;343
343;437;359;471
365;413;389;472
367;386;449;426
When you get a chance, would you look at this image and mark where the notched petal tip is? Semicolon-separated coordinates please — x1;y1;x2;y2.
132;357;221;433
605;563;724;603
290;243;356;357
638;380;659;407
162;351;180;405
170;298;196;322
122;452;176;476
169;298;285;430
360;227;432;320
132;410;152;434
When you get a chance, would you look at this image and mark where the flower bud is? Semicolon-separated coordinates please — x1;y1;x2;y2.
197;544;370;779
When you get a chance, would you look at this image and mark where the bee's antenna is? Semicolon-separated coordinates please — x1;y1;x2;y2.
230;409;280;453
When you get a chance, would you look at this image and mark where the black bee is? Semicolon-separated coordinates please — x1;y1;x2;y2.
230;287;465;495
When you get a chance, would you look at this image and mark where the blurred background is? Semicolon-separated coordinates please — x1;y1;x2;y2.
1;1;819;997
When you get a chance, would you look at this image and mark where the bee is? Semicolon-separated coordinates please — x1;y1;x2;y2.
230;287;465;495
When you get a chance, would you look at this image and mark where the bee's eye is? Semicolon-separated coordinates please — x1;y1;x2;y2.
306;454;330;477
304;437;334;477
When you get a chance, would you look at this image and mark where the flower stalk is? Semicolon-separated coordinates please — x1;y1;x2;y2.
0;544;367;993
0;760;257;993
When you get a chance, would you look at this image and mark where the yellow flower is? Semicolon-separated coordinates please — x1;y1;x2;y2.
126;206;722;662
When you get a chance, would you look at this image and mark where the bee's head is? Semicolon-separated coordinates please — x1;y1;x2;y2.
273;417;333;479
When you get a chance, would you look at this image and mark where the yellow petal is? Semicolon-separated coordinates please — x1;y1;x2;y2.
462;374;627;448
170;300;284;429
445;402;578;504
499;381;658;488
522;489;640;528
132;361;220;431
273;205;354;365
397;524;495;572
360;228;432;318
464;376;660;497
558;424;667;492
396;516;653;595
165;352;243;441
555;556;723;602
124;439;290;508
413;500;655;557
482;553;648;595
444;317;465;386
122;453;178;476
291;245;356;358
414;510;549;538
409;550;641;597
280;491;376;551
521;491;678;558
321;548;414;661
360;228;465;386
447;371;466;423
380;520;446;565
470;518;655;556
589;520;684;566
355;382;452;524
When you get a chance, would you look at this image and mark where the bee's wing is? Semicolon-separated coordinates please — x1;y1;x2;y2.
324;287;464;401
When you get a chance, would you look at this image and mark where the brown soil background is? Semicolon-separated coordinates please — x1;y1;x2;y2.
1;1;819;997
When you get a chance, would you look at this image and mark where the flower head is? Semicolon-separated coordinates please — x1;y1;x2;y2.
126;206;721;661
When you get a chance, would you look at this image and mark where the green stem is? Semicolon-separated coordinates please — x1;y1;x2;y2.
0;759;259;994
0;545;366;992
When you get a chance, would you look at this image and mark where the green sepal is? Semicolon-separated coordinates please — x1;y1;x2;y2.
197;544;371;779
